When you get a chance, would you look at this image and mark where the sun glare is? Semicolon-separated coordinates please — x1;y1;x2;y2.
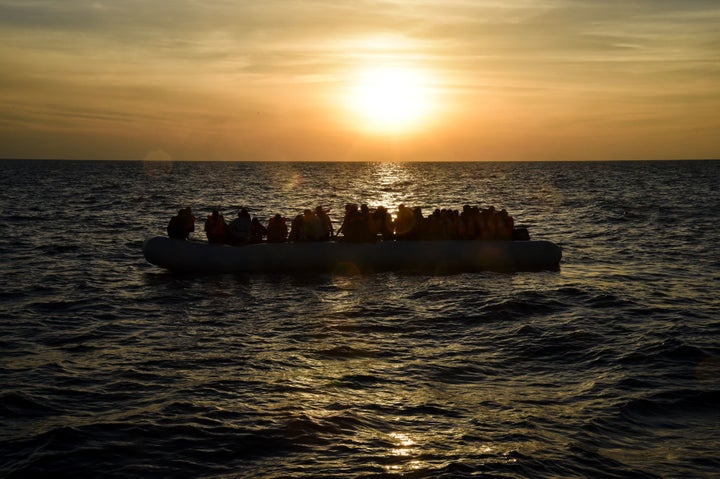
346;66;434;135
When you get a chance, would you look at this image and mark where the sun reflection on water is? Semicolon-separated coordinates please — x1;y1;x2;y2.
383;432;424;473
363;162;416;220
388;432;418;456
282;171;303;193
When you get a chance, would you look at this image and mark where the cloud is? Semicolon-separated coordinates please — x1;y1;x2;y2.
0;0;718;160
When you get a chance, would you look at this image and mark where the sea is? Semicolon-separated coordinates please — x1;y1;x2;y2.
0;159;718;478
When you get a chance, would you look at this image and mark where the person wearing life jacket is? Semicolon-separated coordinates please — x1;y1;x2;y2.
358;204;376;242
424;209;442;241
167;209;186;239
228;208;252;245
496;209;514;241
250;217;268;243
481;206;497;240
459;205;475;240
338;203;363;242
315;206;334;240
302;209;324;241
394;204;416;241
288;214;304;242
266;214;288;242
372;206;394;240
167;207;195;240
204;209;228;244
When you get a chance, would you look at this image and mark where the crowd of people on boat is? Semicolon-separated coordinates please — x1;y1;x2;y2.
166;203;529;245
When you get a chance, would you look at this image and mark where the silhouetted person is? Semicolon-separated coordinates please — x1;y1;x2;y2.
250;217;267;243
204;209;228;244
288;214;304;242
228;208;251;245
168;207;195;240
267;214;288;243
301;209;324;241
372;206;394;240
494;209;511;241
394;204;416;240
315;206;334;240
338;203;362;242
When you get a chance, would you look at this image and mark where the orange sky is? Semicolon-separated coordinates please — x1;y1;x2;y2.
1;1;719;161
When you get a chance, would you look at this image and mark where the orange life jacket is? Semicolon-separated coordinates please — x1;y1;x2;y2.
205;215;227;242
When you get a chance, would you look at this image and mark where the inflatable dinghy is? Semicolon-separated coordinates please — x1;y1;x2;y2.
143;236;562;274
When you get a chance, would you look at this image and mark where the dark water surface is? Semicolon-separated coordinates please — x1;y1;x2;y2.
1;160;719;478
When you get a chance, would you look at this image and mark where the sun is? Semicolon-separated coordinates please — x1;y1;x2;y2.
346;66;434;135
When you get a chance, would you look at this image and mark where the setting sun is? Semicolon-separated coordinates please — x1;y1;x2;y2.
1;2;718;161
346;66;435;135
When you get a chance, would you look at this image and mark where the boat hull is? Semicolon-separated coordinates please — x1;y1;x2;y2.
142;236;562;273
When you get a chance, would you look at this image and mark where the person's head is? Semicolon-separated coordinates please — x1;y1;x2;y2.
211;209;219;219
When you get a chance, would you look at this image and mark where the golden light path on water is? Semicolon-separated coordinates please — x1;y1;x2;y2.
245;270;576;474
142;159;709;474
4;160;718;477
366;162;415;222
261;367;510;474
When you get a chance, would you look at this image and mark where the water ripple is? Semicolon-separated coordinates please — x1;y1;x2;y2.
1;160;719;478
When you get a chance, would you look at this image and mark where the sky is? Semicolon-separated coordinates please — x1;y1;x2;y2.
1;0;719;161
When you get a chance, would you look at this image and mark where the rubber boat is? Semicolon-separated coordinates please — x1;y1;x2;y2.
142;236;562;274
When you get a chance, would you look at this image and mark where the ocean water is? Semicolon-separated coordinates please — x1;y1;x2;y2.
0;159;718;478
